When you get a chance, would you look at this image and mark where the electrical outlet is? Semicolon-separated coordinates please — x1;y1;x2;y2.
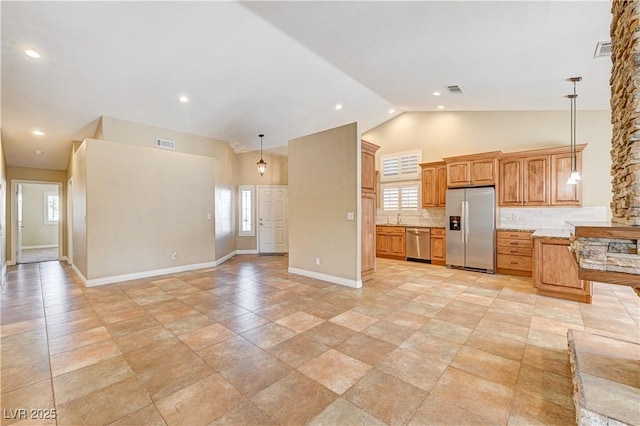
171;251;177;260
315;257;320;265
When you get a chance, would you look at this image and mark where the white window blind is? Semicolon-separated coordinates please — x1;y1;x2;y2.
238;185;255;237
380;150;421;181
381;183;420;213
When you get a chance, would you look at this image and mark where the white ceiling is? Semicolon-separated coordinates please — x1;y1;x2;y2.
1;1;612;171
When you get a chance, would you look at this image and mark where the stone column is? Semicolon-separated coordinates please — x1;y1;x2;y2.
610;0;640;225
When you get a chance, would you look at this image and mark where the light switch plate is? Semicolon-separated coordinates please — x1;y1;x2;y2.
347;211;355;221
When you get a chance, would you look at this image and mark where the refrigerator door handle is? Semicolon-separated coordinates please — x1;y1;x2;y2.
464;200;470;243
460;201;466;243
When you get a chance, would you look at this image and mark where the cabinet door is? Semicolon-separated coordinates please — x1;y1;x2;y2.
362;150;376;191
499;158;522;206
431;236;445;261
389;234;406;257
376;233;389;255
470;158;497;185
422;167;437;207
447;162;470;187
436;166;447;206
361;191;376;279
551;152;582;206
523;156;549;206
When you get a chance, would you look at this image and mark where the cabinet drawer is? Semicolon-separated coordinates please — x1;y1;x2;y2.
431;228;445;236
497;231;533;240
497;246;532;257
497;254;532;271
497;238;533;249
376;226;405;235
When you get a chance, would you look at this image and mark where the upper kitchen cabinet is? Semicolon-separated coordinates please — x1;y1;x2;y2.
498;145;585;207
361;140;378;192
420;161;447;207
499;154;549;206
551;145;585;206
444;151;502;187
361;140;380;282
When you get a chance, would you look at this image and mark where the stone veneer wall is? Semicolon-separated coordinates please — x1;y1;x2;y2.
610;1;640;225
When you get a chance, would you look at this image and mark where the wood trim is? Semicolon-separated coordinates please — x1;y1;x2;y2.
361;139;381;154
578;268;640;287
419;161;446;168
573;226;640;239
496;268;531;277
501;143;587;159
443;150;503;163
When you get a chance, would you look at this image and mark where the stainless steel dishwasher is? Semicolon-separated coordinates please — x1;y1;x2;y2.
406;227;431;262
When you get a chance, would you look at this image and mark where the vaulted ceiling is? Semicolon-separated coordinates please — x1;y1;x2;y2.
1;1;612;170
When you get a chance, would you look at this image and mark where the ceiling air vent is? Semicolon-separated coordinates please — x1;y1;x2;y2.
155;137;175;150
446;85;464;94
594;41;612;58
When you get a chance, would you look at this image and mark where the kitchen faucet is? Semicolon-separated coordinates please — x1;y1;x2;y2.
397;213;401;224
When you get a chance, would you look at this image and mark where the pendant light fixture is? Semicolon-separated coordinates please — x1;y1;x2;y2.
566;77;582;185
256;134;267;176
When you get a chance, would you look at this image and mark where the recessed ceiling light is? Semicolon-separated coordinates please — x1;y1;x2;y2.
24;49;40;59
433;91;441;96
34;150;44;155
335;103;343;111
388;109;396;114
437;105;445;109
33;130;44;136
179;96;189;103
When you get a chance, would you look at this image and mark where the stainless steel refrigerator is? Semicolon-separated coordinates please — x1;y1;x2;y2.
445;187;495;273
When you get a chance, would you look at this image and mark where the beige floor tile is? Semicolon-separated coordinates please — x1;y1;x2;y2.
48;326;112;355
362;320;415;346
267;334;330;368
515;364;574;410
178;323;236;351
378;347;448;392
138;351;215;400
251;371;338;425
49;339;121;377
123;337;193;373
308;398;386;426
450;345;521;387
1;358;51;394
419;318;473;344
409;394;496;426
430;367;513;425
343;369;427;425
383;310;429;330
400;331;461;365
0;380;55;426
115;325;174;353
275;311;325;333
465;328;527;361
242;323;296;349
108;403;167;426
219;350;293;397
221;312;270;334
210;402;277;426
508;389;575;426
335;333;397;366
329;310;378;332
521;344;571;378
155;374;245;425
298;349;372;394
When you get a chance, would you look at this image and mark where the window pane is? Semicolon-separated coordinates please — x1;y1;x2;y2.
48;195;59;222
400;154;419;175
382;157;399;178
401;186;419;210
241;190;252;232
382;188;399;210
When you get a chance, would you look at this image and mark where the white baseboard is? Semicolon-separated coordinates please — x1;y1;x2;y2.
22;244;59;249
288;266;362;289
215;251;237;266
235;249;259;255
60;256;68;262
7;260;16;266
72;261;218;287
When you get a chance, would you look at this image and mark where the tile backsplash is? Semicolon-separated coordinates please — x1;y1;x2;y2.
377;206;608;231
498;206;608;230
377;208;446;227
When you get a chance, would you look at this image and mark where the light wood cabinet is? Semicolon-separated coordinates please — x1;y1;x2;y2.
496;230;533;276
533;237;592;303
420;162;447;207
376;226;406;260
362;140;380;281
444;151;502;188
551;150;582;206
498;145;584;207
499;155;549;206
430;227;446;265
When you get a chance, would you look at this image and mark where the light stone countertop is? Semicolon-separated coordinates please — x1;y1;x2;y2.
531;228;572;239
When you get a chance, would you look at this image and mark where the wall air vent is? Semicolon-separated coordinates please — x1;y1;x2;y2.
446;85;464;94
594;41;612;58
155;137;176;150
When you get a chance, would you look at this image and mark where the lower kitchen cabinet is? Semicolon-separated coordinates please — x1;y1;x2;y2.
496;230;533;276
430;227;446;265
376;226;406;260
533;237;592;303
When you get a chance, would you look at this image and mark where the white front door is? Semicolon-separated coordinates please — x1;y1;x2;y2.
258;186;288;253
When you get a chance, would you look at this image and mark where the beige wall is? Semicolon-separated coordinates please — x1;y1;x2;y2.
21;183;59;247
235;146;289;251
1;134;6;284
6;167;67;263
71;143;88;277
289;122;360;284
83;139;216;280
362;111;612;208
100;116;236;260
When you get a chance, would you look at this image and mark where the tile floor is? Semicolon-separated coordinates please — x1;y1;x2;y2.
1;256;638;426
18;247;59;264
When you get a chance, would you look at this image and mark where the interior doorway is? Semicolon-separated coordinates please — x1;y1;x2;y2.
258;186;289;254
13;181;61;264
